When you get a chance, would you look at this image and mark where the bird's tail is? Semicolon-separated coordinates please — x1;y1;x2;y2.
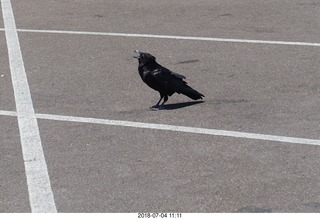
170;80;204;100
179;85;205;100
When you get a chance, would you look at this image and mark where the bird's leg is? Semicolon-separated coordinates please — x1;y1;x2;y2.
150;94;163;110
159;95;168;109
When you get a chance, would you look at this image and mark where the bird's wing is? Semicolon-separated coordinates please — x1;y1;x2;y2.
151;67;186;81
150;68;172;81
172;72;186;79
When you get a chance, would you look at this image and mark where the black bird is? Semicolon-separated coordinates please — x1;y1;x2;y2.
133;50;204;109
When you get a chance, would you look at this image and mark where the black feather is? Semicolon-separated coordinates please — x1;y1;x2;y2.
133;50;204;109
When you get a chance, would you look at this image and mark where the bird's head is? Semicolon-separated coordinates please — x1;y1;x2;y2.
133;50;156;64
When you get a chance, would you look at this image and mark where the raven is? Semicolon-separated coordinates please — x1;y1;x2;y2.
133;50;204;109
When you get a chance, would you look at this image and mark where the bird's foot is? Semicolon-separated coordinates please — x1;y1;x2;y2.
150;105;159;110
150;105;163;110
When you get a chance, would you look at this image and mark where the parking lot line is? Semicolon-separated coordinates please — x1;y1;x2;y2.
34;113;320;146
0;110;17;117
1;0;57;213
0;28;320;47
1;109;320;146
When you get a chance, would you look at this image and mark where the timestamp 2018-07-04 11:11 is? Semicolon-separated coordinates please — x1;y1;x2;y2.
138;213;182;218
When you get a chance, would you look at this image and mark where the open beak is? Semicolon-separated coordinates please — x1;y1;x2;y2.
133;50;141;59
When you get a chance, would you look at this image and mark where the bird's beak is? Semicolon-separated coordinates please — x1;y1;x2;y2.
133;50;141;59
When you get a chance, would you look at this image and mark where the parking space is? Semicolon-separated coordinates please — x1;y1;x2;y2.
0;116;30;213
0;33;16;111
11;0;320;42
19;32;320;139
39;119;320;212
1;0;320;213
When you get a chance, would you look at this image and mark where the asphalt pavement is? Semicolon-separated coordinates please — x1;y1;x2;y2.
1;0;320;213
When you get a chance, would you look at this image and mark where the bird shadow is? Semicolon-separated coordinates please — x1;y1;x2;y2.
160;100;205;110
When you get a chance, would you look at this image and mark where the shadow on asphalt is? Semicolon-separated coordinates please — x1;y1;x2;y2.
161;100;205;110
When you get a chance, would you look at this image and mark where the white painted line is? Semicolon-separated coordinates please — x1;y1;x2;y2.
1;0;57;213
0;110;17;117
1;108;320;146
1;28;320;47
35;113;320;146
